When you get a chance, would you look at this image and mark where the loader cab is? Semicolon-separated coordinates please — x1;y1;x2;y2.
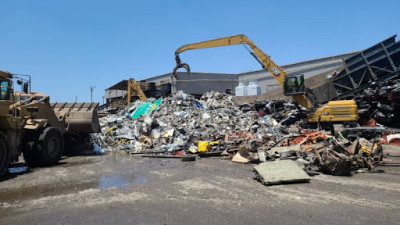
0;80;11;101
283;74;305;96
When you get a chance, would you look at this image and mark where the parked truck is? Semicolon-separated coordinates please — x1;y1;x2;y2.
0;70;100;176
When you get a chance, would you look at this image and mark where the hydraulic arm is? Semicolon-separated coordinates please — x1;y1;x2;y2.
127;78;147;104
173;34;312;110
173;34;358;123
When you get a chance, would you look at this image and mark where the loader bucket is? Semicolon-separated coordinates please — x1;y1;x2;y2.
51;102;101;134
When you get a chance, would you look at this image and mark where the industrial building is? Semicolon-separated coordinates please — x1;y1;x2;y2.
237;51;357;94
104;51;358;102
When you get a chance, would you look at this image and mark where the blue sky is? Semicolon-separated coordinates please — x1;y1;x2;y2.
0;0;398;103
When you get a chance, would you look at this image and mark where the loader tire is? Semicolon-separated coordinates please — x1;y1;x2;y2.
23;127;63;167
0;131;10;176
22;130;40;167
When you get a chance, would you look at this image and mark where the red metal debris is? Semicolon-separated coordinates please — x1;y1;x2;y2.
366;118;378;127
282;131;328;151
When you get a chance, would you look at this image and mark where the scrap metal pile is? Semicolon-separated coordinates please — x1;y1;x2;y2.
92;91;289;153
92;91;385;185
356;78;400;127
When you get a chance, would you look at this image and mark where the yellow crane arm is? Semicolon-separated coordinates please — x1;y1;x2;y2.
174;34;312;109
127;78;147;104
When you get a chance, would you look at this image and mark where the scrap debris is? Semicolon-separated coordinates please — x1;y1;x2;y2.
356;78;400;127
92;91;288;155
92;90;390;186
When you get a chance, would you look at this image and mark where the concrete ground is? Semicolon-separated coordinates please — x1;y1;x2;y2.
0;146;400;225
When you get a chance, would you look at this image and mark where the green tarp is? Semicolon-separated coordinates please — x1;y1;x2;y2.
131;97;162;119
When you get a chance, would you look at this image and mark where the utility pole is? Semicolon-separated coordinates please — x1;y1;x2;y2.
90;85;96;102
75;96;78;102
102;96;105;105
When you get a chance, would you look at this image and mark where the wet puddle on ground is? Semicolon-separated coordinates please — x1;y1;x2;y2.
98;175;130;190
97;174;148;190
134;175;147;185
0;156;154;203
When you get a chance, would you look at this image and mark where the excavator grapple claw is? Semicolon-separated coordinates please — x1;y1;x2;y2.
172;63;190;79
173;54;190;78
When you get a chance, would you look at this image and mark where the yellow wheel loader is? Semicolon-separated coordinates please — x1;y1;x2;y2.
0;70;100;176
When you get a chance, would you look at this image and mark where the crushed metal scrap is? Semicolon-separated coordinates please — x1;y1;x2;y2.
355;78;400;127
92;91;388;186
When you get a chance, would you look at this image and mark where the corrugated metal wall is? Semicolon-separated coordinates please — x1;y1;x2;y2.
171;72;239;95
106;52;359;98
238;52;357;94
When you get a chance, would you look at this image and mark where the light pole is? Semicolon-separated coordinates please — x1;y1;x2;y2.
90;85;96;102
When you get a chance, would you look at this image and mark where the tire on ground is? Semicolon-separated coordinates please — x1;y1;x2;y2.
23;127;64;167
22;130;40;167
0;131;10;176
